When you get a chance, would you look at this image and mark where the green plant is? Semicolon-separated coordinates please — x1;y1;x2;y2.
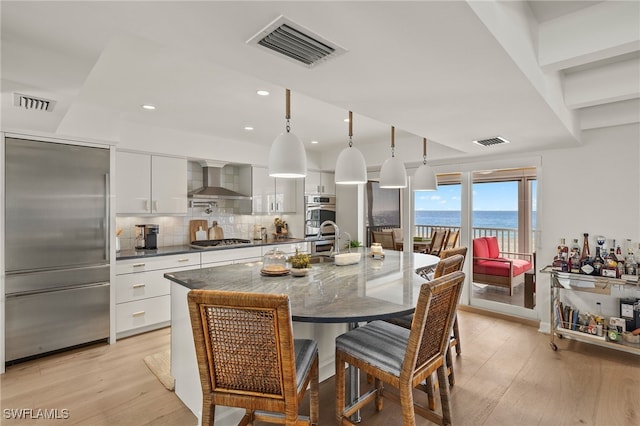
288;248;310;269
274;217;287;228
349;240;362;248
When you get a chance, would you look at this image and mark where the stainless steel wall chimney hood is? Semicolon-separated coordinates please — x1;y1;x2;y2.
188;161;251;200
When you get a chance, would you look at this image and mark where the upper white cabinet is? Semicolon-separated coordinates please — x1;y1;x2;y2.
305;171;335;195
252;166;298;214
116;151;187;215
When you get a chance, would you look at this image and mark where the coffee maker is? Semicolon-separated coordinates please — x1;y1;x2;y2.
135;224;159;249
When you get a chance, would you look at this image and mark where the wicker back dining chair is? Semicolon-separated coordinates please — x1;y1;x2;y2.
440;247;468;359
386;251;466;400
335;271;465;426
187;290;319;426
427;230;448;256
371;230;396;250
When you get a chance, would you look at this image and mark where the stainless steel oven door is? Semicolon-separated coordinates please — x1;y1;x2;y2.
305;204;336;236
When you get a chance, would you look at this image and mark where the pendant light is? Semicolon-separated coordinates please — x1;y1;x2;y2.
413;138;438;191
335;111;367;185
268;88;307;178
379;126;407;188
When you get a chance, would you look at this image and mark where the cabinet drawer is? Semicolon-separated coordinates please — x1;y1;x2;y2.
116;253;200;274
116;264;200;303
116;295;170;334
200;247;263;265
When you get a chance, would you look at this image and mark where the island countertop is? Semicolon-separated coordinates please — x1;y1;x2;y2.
164;248;440;323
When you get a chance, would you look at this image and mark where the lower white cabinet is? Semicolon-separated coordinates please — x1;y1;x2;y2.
201;247;262;268
115;253;200;338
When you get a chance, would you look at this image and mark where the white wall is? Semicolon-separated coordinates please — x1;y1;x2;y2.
537;123;640;330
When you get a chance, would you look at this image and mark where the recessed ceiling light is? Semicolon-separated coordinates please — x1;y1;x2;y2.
256;90;270;96
141;104;156;110
343;118;350;122
244;126;254;131
311;140;319;144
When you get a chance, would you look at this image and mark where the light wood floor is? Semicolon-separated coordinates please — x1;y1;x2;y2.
1;310;639;425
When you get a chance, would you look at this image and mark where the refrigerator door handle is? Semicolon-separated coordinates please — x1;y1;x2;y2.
105;173;110;262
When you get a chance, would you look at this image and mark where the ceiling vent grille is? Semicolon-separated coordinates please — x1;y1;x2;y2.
473;136;510;147
247;15;346;68
13;93;55;111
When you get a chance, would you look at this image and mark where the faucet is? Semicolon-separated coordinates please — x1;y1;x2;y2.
318;220;340;256
342;232;352;253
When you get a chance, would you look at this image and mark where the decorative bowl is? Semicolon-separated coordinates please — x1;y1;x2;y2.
334;252;362;266
290;268;310;277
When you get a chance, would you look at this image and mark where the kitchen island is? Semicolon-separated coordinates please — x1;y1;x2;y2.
165;248;439;425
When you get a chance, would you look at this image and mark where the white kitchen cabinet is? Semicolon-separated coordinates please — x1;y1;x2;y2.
201;246;262;268
116;151;187;215
115;253;200;338
262;242;310;256
305;171;335;195
252;166;299;214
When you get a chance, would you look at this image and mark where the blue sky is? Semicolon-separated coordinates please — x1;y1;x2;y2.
415;181;537;211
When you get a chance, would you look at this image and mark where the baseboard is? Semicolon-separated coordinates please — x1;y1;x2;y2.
458;305;540;328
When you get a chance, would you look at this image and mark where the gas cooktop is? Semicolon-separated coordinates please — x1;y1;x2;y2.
190;238;253;249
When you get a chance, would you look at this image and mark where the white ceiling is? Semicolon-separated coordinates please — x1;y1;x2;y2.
1;1;638;165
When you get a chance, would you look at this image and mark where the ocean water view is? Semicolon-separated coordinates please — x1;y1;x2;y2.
415;210;537;229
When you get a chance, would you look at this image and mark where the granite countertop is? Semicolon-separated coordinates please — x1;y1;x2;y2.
165;248;440;323
116;237;314;260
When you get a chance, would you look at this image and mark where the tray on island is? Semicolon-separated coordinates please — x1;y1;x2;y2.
260;268;290;277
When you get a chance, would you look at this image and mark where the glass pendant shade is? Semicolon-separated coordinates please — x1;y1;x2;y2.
335;146;367;184
413;163;438;191
268;131;307;178
379;156;407;188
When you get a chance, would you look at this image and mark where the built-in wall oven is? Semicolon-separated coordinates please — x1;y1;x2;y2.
305;195;336;253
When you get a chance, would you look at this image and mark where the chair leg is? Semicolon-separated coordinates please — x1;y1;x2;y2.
446;346;455;387
375;377;384;412
453;315;461;355
424;374;436;410
310;355;319;426
399;381;416;426
201;397;214;426
335;352;347;424
437;365;453;426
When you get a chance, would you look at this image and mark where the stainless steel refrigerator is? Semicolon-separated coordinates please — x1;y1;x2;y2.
4;137;110;363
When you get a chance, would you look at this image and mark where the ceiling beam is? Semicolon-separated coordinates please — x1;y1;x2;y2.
538;1;640;71
564;57;640;109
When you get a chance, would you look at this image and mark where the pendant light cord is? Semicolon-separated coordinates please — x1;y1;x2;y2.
391;126;396;157
285;88;291;133
348;111;353;147
423;137;428;165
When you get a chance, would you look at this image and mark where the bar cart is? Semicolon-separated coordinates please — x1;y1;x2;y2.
546;267;640;355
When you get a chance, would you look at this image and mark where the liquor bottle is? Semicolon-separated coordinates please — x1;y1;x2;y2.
558;238;569;261
625;246;637;276
592;247;605;276
580;233;591;261
601;248;618;278
580;233;594;275
569;239;581;274
553;238;568;272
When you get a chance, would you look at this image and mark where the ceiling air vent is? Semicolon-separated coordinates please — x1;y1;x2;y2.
13;93;55;111
247;15;346;68
473;136;510;147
